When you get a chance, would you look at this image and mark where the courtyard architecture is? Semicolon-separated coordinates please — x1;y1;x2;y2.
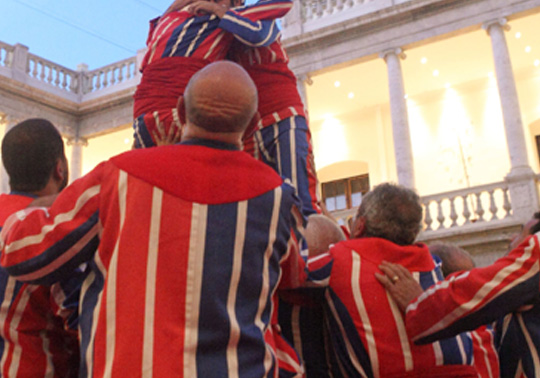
1;0;540;264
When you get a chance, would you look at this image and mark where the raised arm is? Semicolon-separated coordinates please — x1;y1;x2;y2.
401;235;540;344
190;0;292;47
0;163;105;285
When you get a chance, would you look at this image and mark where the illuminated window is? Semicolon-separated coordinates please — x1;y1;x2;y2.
322;175;370;212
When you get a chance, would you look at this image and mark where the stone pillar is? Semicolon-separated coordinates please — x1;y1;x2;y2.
484;19;533;177
281;1;303;39
136;48;148;77
11;44;29;82
0;115;21;193
484;19;539;222
296;73;312;110
67;137;88;182
380;48;415;188
76;63;89;95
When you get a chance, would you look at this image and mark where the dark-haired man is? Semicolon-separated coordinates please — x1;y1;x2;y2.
0;118;82;377
1;62;306;377
308;183;477;377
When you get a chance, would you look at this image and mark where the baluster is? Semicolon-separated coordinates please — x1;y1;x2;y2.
475;192;485;222
110;67;117;85
436;199;445;230
488;189;498;220
69;73;78;93
62;71;68;89
461;195;471;224
336;0;345;10
305;0;314;20
54;69;61;87
118;64;124;82
102;70;109;88
40;61;46;81
502;188;512;218
47;64;53;84
32;59;38;78
449;197;458;227
94;73;101;90
423;201;433;231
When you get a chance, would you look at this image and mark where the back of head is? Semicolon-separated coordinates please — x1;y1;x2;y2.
429;242;475;277
183;61;257;134
356;183;422;245
2;118;65;192
305;214;346;258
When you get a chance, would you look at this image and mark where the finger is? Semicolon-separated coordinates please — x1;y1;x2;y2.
395;264;414;279
378;262;400;279
375;272;394;290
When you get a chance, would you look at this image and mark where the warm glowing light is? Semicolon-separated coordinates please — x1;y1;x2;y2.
433;70;439;77
124;138;130;144
315;116;349;168
404;94;409;99
334;81;341;88
445;83;451;89
535;59;540;67
421;57;428;64
348;92;355;99
515;32;522;39
488;72;494;78
525;46;532;53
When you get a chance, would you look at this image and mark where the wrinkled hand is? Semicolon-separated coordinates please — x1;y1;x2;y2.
375;261;424;313
188;1;229;18
164;0;202;15
28;194;57;208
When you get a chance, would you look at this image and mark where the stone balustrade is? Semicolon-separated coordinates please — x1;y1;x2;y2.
0;41;13;69
27;53;79;93
301;0;375;22
83;57;139;94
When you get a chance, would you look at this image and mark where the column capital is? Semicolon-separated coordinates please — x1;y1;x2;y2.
67;137;89;147
482;18;510;33
379;48;406;61
297;73;313;86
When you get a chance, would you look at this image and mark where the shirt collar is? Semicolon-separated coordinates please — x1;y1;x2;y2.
180;138;240;151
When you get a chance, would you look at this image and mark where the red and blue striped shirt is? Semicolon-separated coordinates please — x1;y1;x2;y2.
0;139;307;377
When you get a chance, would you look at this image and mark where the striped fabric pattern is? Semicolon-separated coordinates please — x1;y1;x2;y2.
307;238;476;377
1;140;306;377
405;233;540;378
0;193;80;378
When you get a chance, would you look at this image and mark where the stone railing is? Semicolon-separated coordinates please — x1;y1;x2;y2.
301;0;377;22
0;41;13;69
27;53;79;93
421;182;512;232
0;42;140;99
82;56;139;94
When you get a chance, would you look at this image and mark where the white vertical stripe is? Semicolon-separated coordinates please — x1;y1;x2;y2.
325;290;369;378
170;19;195;57
142;188;163;377
432;341;444;366
8;286;38;377
274;124;282;175
517;313;540;376
289;117;298;194
148;20;175;63
226;201;248;377
0;277;17;371
386;291;413;371
103;170;128;377
254;187;282;375
351;253;379;378
471;331;494;378
183;203;207;377
456;333;468;364
204;32;224;60
185;18;211;56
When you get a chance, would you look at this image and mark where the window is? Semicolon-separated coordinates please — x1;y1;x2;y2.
322;174;370;212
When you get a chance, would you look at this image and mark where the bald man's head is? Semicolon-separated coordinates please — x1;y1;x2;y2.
305;214;346;258
183;61;257;134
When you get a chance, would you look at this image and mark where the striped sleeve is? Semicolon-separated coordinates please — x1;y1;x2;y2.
0;163;104;285
219;0;292;47
406;234;540;344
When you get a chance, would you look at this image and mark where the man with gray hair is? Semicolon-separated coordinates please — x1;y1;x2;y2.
308;183;477;377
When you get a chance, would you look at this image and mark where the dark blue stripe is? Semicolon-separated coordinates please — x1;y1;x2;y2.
7;211;100;283
196;202;237;376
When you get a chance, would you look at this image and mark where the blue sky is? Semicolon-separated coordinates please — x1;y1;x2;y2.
0;0;257;70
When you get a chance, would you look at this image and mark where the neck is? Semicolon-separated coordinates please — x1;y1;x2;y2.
183;124;243;148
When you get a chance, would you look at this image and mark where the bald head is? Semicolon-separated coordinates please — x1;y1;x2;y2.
429;242;475;277
183;61;257;135
305;214;346;258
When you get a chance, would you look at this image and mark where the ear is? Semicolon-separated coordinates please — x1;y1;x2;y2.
352;216;366;239
176;95;186;125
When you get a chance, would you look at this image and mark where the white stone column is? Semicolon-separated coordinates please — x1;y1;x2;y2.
0;115;21;193
67;137;88;182
484;19;533;177
484;19;539;222
380;48;415;188
296;73;312;110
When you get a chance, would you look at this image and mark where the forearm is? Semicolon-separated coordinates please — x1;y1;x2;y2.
219;16;280;47
406;235;540;344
